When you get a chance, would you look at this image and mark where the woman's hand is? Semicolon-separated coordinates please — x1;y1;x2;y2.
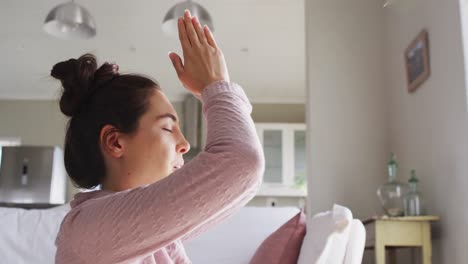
169;10;230;97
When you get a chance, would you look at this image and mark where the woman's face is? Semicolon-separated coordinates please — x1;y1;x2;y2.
121;89;190;187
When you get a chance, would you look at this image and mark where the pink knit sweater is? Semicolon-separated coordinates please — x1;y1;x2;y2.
55;81;265;264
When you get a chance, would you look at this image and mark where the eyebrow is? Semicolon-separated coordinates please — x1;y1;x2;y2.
156;113;178;122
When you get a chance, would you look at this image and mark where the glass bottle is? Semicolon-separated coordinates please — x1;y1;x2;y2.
404;170;425;216
377;153;409;217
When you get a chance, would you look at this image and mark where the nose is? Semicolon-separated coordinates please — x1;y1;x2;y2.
177;134;191;154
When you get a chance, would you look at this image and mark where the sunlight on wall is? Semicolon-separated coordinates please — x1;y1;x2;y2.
459;0;468;112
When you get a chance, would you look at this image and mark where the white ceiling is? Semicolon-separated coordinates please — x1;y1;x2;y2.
0;0;305;103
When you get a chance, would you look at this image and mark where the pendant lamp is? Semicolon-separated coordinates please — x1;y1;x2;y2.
43;1;96;40
162;0;213;35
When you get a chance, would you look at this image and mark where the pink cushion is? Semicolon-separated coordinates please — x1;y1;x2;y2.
249;209;306;264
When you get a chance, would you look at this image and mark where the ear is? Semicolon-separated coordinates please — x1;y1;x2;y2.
100;125;125;158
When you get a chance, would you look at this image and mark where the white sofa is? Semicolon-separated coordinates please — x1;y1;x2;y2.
0;204;365;264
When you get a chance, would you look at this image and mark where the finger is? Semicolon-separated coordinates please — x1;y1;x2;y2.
168;52;184;77
177;17;191;50
203;25;218;49
184;10;200;46
192;16;207;45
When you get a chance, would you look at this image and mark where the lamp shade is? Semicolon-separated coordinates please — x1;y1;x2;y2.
43;2;96;40
162;0;213;35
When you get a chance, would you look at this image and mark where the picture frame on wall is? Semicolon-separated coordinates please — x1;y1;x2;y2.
404;30;430;93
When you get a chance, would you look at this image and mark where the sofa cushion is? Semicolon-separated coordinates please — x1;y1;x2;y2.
0;204;70;264
184;206;301;264
249;208;306;264
0;205;300;264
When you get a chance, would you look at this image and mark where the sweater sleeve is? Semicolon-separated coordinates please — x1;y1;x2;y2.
59;81;265;263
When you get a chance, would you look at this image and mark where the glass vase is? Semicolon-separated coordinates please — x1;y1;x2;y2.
377;180;409;217
377;153;409;217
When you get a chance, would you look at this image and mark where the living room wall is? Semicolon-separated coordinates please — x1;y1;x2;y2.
305;0;468;263
304;0;387;220
384;0;468;262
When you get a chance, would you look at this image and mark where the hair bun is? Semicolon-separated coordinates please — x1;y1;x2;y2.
93;62;120;88
51;54;98;117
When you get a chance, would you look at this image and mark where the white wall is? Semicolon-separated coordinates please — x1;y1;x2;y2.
0;100;67;147
305;0;388;219
385;0;468;262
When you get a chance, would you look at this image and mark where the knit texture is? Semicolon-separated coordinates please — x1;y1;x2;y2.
55;81;264;264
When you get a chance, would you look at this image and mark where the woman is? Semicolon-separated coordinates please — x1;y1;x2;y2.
53;10;264;264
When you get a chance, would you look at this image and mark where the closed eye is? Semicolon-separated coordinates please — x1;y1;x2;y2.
163;128;173;133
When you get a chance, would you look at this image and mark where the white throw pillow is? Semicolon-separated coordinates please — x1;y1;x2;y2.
297;204;353;264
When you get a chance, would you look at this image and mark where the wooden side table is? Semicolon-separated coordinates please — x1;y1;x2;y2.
363;216;440;264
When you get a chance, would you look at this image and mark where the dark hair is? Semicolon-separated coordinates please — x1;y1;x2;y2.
51;54;159;189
